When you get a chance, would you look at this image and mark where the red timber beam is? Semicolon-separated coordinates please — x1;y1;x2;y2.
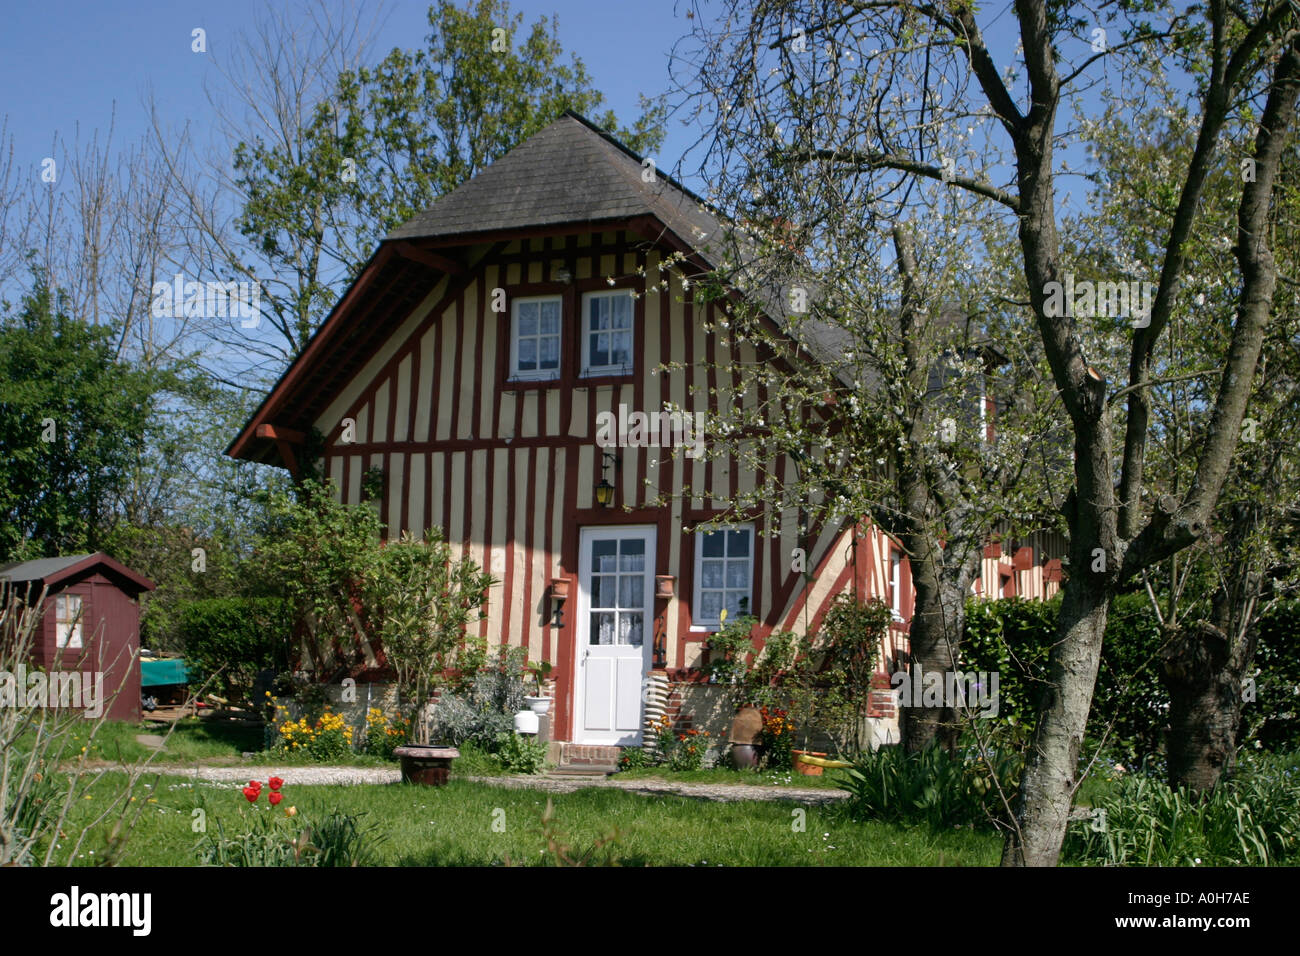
255;424;306;479
227;244;397;463
393;241;465;275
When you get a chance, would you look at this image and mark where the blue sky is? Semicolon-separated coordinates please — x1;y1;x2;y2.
0;1;703;187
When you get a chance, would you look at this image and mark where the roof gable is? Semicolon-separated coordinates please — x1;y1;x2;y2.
0;552;155;595
387;112;724;256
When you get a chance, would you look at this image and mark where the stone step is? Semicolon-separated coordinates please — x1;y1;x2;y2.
557;743;622;764
548;765;616;777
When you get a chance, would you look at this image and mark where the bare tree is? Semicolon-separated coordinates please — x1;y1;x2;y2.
680;0;1300;864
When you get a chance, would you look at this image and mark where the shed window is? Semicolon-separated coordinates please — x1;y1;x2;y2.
55;594;83;649
510;296;562;380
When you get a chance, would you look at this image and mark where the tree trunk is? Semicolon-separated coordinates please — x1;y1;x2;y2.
901;583;961;752
1162;515;1263;795
899;534;974;753
1162;622;1244;794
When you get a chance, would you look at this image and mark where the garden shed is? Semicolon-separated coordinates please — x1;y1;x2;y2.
0;552;155;722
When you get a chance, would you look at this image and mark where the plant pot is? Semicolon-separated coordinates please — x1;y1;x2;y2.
731;743;759;770
394;745;459;786
514;709;540;734
792;750;827;776
524;695;553;715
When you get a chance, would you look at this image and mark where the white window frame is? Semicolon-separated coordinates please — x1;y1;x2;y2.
55;593;83;649
691;524;755;631
580;289;635;377
509;295;563;381
890;550;904;622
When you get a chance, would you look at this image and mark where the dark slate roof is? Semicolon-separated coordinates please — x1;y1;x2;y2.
0;554;95;582
0;552;155;593
387;112;726;260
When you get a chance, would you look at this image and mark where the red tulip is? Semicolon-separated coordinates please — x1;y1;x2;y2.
248;779;263;792
268;792;283;806
242;787;259;802
268;777;284;792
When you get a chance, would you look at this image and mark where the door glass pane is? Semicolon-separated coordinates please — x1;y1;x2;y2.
620;612;644;646
619;574;643;609
592;540;617;573
590;611;615;645
593;574;616;609
620;539;645;571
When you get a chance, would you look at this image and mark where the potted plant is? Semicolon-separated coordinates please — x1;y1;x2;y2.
366;529;495;785
524;660;554;714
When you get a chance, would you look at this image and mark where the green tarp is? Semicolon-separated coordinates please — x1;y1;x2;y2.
140;658;188;687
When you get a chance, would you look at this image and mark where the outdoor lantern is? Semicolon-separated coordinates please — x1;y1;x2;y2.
595;452;617;507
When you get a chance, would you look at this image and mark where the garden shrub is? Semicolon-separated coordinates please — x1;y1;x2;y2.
758;706;794;771
492;732;548;774
618;747;649;770
271;704;354;760
1247;600;1300;751
1063;751;1300;866
666;729;712;771
179;596;293;702
429;647;527;749
839;737;1023;831
963;593;1165;766
363;707;410;758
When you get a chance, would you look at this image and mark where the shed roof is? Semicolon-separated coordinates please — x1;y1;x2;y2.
0;552;155;595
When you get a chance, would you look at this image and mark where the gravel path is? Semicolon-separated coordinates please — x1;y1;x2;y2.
169;766;402;786
160;765;847;805
465;775;849;806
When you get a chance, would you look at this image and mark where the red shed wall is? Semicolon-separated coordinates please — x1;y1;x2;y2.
37;572;141;722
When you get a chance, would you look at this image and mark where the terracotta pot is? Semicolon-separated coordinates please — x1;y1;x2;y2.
792;750;827;776
551;578;570;600
394;745;459;786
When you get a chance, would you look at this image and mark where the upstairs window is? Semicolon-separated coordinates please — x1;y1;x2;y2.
510;296;562;380
581;290;634;376
694;525;754;628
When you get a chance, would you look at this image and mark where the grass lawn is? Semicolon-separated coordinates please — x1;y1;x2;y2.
613;765;848;789
25;719;393;768
55;772;1001;866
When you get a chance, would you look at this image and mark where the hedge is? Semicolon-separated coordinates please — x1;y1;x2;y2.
178;596;295;702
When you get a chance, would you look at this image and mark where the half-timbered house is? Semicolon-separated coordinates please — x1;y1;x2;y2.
228;112;1061;754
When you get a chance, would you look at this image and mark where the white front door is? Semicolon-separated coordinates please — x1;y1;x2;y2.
575;526;655;745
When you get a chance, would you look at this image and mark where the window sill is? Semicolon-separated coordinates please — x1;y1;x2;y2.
505;376;561;389
576;372;635;388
